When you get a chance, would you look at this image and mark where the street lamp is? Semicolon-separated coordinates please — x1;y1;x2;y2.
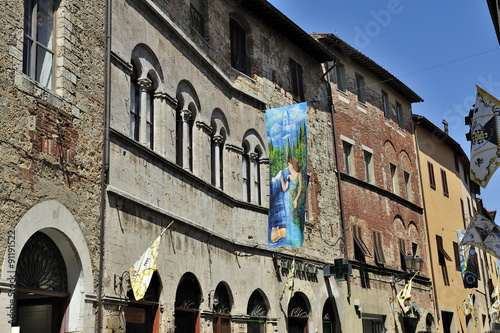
403;254;423;273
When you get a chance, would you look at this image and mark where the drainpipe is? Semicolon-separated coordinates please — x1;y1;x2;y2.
322;60;351;299
414;118;440;324
98;0;111;330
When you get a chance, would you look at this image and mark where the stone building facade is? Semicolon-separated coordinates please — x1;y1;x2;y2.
0;0;105;332
313;33;436;332
103;0;345;332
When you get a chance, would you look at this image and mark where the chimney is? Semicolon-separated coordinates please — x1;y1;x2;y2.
442;119;448;135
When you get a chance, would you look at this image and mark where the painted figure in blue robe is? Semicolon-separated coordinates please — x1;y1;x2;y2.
269;158;303;248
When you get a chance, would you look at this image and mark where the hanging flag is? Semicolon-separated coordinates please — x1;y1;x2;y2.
459;213;500;259
266;103;308;248
467;86;500;188
457;230;479;288
397;274;416;313
492;283;500;299
129;222;172;300
490;299;500;314
460;294;474;316
285;255;296;305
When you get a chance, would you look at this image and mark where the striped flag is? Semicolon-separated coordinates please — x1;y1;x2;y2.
285;255;296;305
467;86;500;188
129;222;172;300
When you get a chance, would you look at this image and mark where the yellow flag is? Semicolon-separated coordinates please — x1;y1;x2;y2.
285;255;296;305
129;223;171;300
460;294;473;316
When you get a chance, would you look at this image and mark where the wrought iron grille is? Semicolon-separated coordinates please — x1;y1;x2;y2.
16;231;68;292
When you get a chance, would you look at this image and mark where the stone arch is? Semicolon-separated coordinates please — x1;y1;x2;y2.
383;140;397;165
131;43;164;91
242;129;267;158
176;80;201;119
213;281;233;314
247;289;270;317
399;150;413;172
210;108;230;138
2;200;94;332
393;215;406;236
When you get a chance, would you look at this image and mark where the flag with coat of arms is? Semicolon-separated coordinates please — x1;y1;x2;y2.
459;213;500;260
460;294;473;316
397;273;417;313
467;86;500;188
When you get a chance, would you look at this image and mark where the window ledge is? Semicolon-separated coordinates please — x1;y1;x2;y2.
15;73;63;109
230;67;255;83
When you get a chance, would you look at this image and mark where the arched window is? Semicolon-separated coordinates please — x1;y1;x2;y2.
212;283;232;333
23;0;56;89
15;231;68;332
242;143;251;202
288;292;309;333
247;290;268;333
126;272;161;333
322;298;337;333
146;74;155;150
130;63;141;141
211;132;225;190
175;273;202;333
253;149;261;205
175;107;194;171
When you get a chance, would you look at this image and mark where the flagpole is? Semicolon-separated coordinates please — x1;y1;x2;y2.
160;221;174;237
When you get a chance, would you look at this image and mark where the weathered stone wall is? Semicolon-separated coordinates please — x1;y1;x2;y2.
0;0;104;330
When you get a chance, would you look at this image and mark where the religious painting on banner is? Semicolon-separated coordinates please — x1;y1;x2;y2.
266;103;307;248
457;230;479;288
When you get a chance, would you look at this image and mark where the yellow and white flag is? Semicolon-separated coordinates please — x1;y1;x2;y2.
492;283;500;299
468;86;500;188
460;294;473;316
490;299;500;314
129;223;171;300
459;213;500;260
285;255;296;305
397;274;417;313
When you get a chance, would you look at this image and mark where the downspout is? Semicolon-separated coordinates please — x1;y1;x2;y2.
414;118;440;324
98;0;111;330
322;60;351;299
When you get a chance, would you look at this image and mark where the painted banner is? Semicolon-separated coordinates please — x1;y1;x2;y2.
469;86;500;188
457;230;479;288
266;103;307;248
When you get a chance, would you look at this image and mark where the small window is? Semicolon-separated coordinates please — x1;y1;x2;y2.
343;141;353;175
356;74;366;104
390;164;397;193
398;238;407;271
404;171;410;200
436;235;452;265
428;161;436;190
373;231;385;265
290;58;304;102
364;151;372;183
353;225;371;262
130;65;141;141
190;1;206;39
396;102;404;129
23;0;56;89
441;169;449;197
460;199;467;229
453;241;461;271
454;153;460;172
230;19;249;75
467;197;472;222
382;91;389;119
242;152;250;202
336;63;346;92
253;153;261;205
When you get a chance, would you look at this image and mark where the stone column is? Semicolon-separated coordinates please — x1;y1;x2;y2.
181;109;192;170
213;134;224;189
137;78;152;146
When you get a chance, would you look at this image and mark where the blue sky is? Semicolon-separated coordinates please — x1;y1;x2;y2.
268;0;500;214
